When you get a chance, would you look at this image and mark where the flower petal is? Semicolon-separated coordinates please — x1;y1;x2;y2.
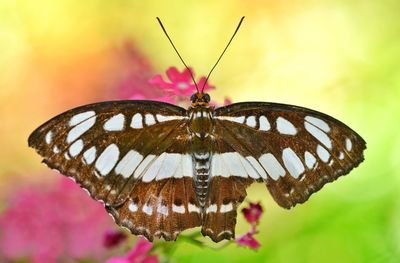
148;75;172;89
126;237;154;260
180;67;195;82
236;232;261;250
105;257;131;263
166;67;183;82
242;202;263;225
103;229;127;248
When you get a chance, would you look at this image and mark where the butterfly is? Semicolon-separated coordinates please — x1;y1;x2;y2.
28;17;366;243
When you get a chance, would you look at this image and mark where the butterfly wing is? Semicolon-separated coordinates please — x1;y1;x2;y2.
106;177;202;241
214;102;366;209
29;100;202;240
196;126;255;242
201;176;252;242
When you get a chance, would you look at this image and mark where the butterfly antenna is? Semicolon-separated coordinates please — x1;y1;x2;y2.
156;17;199;93
202;16;245;93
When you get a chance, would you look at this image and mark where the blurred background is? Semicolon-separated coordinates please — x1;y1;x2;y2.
1;0;399;262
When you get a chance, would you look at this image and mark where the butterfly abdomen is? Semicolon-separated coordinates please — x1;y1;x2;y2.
189;107;215;209
193;151;211;208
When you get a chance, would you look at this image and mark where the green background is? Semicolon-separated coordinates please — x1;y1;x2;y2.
0;1;399;262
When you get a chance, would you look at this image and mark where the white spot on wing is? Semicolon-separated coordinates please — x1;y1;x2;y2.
304;122;332;149
156;114;185;122
53;145;60;154
95;144;120;176
69;111;95;126
67;116;96;143
276;117;297;135
104;113;125;131
220;203;233;213
142;204;153;215
206;204;217;213
142;153;166;182
130;113;143;129
221;152;247;177
128;202;138;212
259;115;270;131
174;161;183;179
188;203;201;213
45;131;53;144
69;139;84;157
83;146;96;165
215;116;245;124
115;150;143;178
158;203;168;216
304;151;317;169
246;156;268;179
172;204;185;214
305;116;331;132
316;145;330;163
345;138;352;151
134;154;156;178
145;114;156;126
339;152;344;160
245;116;257;128
232;116;246;123
181;154;193;177
156;153;181;180
259;153;286;180
282;148;305;179
211;153;223;177
239;155;260;179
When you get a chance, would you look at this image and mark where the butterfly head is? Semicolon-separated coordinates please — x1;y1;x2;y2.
191;93;210;107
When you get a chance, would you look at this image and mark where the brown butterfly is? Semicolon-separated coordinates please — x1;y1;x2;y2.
28;17;366;243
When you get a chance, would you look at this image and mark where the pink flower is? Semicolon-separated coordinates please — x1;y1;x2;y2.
242;202;263;225
149;67;214;96
0;175;115;263
236;231;261;250
103;229;127;249
105;237;158;263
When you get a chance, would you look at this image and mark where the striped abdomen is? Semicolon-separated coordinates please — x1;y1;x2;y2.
193;151;211;208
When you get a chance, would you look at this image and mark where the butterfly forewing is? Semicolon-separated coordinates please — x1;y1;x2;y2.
214;102;366;208
28;100;190;205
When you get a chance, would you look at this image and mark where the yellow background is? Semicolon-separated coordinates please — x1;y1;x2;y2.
0;1;399;262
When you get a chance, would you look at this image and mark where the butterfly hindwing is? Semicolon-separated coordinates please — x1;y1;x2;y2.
202;176;252;242
106;177;202;241
214;102;366;208
198;119;261;242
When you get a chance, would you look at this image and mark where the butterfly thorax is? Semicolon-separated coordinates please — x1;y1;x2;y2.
188;100;215;209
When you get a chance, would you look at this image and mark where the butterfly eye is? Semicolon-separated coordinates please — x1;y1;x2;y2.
204;93;210;102
190;93;197;102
